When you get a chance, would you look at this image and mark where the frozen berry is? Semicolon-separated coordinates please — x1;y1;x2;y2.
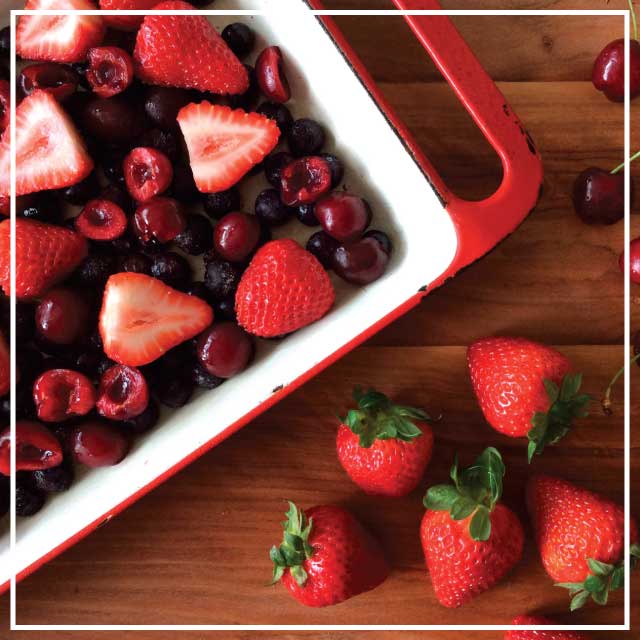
35;289;90;345
76;199;128;241
60;171;101;206
119;252;153;275
196;323;253;379
16;192;60;223
214;212;261;262
213;295;237;322
0;27;9;58
364;230;392;256
332;237;390;285
18;62;79;102
33;369;97;423
124;147;174;202
175;214;213;255
86;46;134;98
81;95;145;144
315;192;372;243
288;118;325;157
296;203;319;227
229;64;260;110
257;101;293;134
136;128;180;162
222;22;255;58
170;164;200;203
150;252;192;289
320;153;344;187
306;231;340;270
97;365;149;420
133;197;186;245
32;461;74;493
0;421;63;475
153;374;194;409
202;188;242;219
186;281;213;304
15;480;46;517
255;188;295;226
16;301;35;344
255;46;290;103
192;362;224;390
74;254;116;288
144;86;192;130
123;398;160;434
71;421;129;468
281;157;332;206
204;259;241;300
264;151;294;188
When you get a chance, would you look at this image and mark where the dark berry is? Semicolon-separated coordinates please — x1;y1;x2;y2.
257;101;293;134
16;192;60;223
255;46;291;103
264;151;294;188
18;62;80;102
97;365;149;420
133;197;186;245
222;22;255;59
35;288;90;345
99;149;127;185
81;95;145;143
306;231;340;270
32;461;74;493
71;421;129;468
16;301;36;344
74;254;116;288
136;128;181;162
175;214;214;256
192;362;224;390
76;199;128;241
33;369;97;422
202;188;241;219
144;86;192;130
213;295;237;322
255;188;295;226
71;61;91;90
60;171;101;206
296;203;320;227
170;164;199;203
196;322;253;379
315;192;372;243
150;252;192;289
364;230;393;256
0;27;9;59
122;398;160;434
185;281;213;304
124;146;174;202
229;64;260;110
15;480;46;517
204;259;241;300
214;212;261;262
320;153;345;187
288;118;325;157
100;184;135;215
86;46;134;98
153;374;194;409
332;237;390;285
119;252;152;275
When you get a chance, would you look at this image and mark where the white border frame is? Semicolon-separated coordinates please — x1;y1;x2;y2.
7;5;632;632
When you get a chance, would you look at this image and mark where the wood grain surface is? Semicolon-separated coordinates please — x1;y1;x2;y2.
2;0;639;637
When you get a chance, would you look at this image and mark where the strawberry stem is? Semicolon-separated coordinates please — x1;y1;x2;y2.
611;149;640;175
629;0;638;42
602;352;640;415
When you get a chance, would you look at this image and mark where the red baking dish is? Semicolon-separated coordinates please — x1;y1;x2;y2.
0;0;543;593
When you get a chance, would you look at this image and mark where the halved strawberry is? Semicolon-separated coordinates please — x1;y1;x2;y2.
100;273;214;367
17;0;105;63
0;90;93;198
178;103;280;194
0;218;88;299
0;330;9;397
134;1;249;95
99;0;157;31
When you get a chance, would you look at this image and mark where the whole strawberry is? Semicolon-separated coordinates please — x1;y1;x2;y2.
270;501;389;607
421;447;524;608
236;239;335;338
468;337;590;461
505;615;590;639
527;474;639;610
336;387;434;497
0;330;8;397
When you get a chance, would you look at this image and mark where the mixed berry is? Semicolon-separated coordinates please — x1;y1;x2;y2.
0;2;393;519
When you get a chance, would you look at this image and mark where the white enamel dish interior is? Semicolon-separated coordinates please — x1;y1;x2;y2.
0;0;457;587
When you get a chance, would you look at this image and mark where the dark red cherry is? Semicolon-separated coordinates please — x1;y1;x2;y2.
124;147;173;202
620;236;640;284
0;421;63;475
280;156;332;206
86;46;134;98
71;421;129;468
35;288;90;345
315;192;372;243
18;62;79;102
572;168;629;225
133;197;186;245
214;212;261;263
196;322;253;379
255;46;291;104
592;39;640;102
33;369;96;423
332;237;390;285
97;365;149;421
75;199;128;241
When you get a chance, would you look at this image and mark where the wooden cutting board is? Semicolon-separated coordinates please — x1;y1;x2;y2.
2;0;638;637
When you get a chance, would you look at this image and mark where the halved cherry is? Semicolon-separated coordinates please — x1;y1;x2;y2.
97;365;149;421
86;46;134;98
0;79;9;132
132;197;187;245
75;199;128;241
17;63;79;102
124;147;174;202
0;421;63;475
33;369;97;423
280;156;332;206
255;46;291;104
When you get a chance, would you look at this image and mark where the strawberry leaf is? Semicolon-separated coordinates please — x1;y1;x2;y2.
570;590;591;611
469;507;491;542
450;497;477;521
424;485;459;510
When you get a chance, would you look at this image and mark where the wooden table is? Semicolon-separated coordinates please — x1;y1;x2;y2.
2;0;639;637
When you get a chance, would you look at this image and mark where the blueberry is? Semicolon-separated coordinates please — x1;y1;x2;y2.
288;118;325;157
32;462;74;493
222;22;255;59
364;230;393;256
75;349;105;380
0;396;9;426
60;171;101;206
0;475;8;519
16;479;46;517
185;281;213;304
204;259;241;300
16;192;60;223
229;65;260;111
100;150;127;185
136;128;180;162
296;203;320;227
257;102;293;135
192;362;225;390
213;295;237;322
202;188;242;220
170;164;200;203
73;254;116;288
123;398;160;434
264;151;294;188
144;86;192;131
0;27;10;59
174;215;213;256
15;301;36;344
100;184;135;215
119;253;153;275
319;153;344;187
306;231;340;270
153;374;194;409
150;252;192;289
255;189;295;227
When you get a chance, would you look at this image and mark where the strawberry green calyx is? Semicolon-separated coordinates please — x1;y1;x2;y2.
556;544;640;611
423;447;505;542
527;373;591;463
270;501;314;587
341;387;434;448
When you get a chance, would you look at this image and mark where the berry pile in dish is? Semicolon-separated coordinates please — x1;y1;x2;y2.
0;0;393;519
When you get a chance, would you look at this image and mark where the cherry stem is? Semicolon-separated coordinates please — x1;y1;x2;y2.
602;352;640;415
611;149;640;175
629;0;639;42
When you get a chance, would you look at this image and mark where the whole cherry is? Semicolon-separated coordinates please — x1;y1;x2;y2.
620;236;640;284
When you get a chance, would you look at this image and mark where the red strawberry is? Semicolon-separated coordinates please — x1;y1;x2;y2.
0;90;94;198
467;337;590;461
0;79;9;133
527;474;638;610
336;387;434;497
505;615;590;639
270;501;389;607
17;0;105;63
178;102;279;194
99;0;158;31
99;272;213;367
421;447;524;608
236;239;335;338
134;1;248;94
0;218;88;299
0;330;9;397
